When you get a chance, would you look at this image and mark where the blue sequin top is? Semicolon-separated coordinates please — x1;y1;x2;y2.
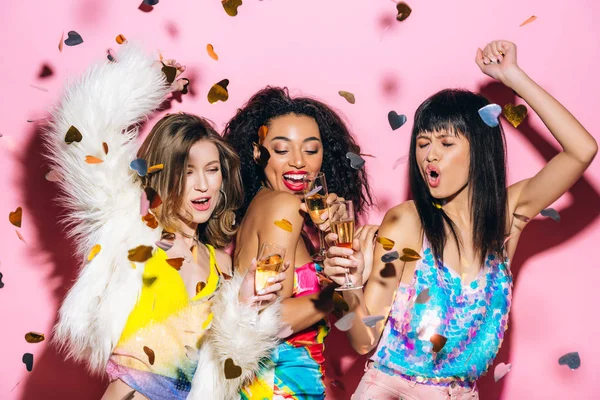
372;238;512;384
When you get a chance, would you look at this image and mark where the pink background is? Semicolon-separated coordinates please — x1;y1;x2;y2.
1;0;599;398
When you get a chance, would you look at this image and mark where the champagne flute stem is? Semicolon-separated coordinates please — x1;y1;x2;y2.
318;229;325;256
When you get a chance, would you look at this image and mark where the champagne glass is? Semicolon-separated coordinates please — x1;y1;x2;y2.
303;172;328;262
255;242;286;293
329;200;363;291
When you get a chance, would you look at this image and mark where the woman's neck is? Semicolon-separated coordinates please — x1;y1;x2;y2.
440;183;472;227
176;220;200;248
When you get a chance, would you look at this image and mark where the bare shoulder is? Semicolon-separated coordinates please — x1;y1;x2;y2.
382;200;420;227
379;200;422;249
255;190;302;219
213;248;233;276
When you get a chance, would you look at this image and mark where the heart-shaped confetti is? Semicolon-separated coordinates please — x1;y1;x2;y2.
128;245;154;263
130;159;148;177
478;104;502;127
388;111;407;130
381;251;399;263
143;0;159;5
346;152;365;170
22;353;34;372
415;287;431;304
558;352;581;370
115;34;126;45
166;257;185;270
430;333;447;353
334;312;356;331
503;104;527;128
85;155;103;164
274;219;293;232
494;362;511;382
396;2;412;21
102;142;109;155
121;390;136;400
376;236;395;250
25;332;45;343
392;155;409;170
362;315;385;327
39;64;53;78
400;248;421;262
513;213;531;223
207;44;219;61
145;187;163;209
380;263;396;278
180;78;190;95
520;15;537;27
338;91;355;104
58;32;64;52
142;213;158;229
540;208;560;222
143;346;155;365
224;358;242;379
185;345;199;361
305;185;323;198
196;281;206;294
222;0;243;16
9;207;22;228
148;164;164;174
0;272;4;289
65;125;83;144
155;240;173;251
208;79;229;104
161;65;177;84
64;31;84;47
87;244;101;261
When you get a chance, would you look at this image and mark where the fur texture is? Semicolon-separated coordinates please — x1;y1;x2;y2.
46;43;171;373
189;273;282;400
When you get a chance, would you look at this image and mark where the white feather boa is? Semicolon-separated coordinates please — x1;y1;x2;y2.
46;43;281;398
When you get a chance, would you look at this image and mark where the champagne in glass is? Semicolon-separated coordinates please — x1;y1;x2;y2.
303;172;328;261
329;200;363;291
255;242;286;293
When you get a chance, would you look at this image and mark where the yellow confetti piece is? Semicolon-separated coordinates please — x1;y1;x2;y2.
376;236;395;251
502;104;528;128
520;15;537;27
258;125;268;143
147;164;164;174
338;91;355;104
222;0;242;16
87;244;101;261
116;34;126;44
400;248;421;262
196;281;206;295
274;219;293;232
202;312;214;329
207;79;229;104
207;44;219;60
85;155;104;164
9;207;22;228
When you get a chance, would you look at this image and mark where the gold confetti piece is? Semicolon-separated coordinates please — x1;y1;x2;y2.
338;91;355;104
376;236;395;251
207;44;219;60
143;346;155;365
142;213;159;229
166;257;185;270
520;15;537;27
202;312;214;329
45;170;62;182
145;187;163;209
128;245;154;263
258;125;268;143
161;65;177;84
58;32;64;52
274;219;293;232
9;207;22;228
192;244;198;263
379;263;396;277
15;230;26;244
102;142;109;155
162;231;176;241
25;332;45;343
396;2;412;21
147;164;164;174
65;125;83;144
196;281;206;294
224;358;242;379
85;155;104;164
130;262;137;269
87;244;101;261
430;333;447;352
332;292;350;312
207;79;229;104
222;0;242;16
432;202;443;209
502;104;527;128
400;248;421;262
115;34;126;44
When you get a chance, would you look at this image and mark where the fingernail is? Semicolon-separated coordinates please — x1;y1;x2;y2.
258;289;266;295
267;277;275;283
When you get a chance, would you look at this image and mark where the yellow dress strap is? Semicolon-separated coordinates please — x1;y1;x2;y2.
192;244;221;301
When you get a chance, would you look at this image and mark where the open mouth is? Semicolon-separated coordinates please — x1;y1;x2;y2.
191;197;211;211
282;171;308;191
426;165;441;188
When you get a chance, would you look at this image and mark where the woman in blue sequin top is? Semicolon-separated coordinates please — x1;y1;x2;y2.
323;40;597;399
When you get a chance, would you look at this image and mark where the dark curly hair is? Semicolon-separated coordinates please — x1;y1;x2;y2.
223;86;373;218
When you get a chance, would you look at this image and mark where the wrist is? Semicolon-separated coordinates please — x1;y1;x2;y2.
501;67;528;89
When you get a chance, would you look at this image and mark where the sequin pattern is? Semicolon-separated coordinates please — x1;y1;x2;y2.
373;241;512;384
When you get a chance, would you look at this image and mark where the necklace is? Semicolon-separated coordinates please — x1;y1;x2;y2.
177;231;200;263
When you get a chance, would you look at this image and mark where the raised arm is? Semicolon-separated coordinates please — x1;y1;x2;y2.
476;41;597;229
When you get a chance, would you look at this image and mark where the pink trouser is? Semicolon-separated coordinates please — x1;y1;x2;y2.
352;367;479;400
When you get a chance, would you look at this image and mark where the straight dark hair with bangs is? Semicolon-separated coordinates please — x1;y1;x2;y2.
408;89;508;266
